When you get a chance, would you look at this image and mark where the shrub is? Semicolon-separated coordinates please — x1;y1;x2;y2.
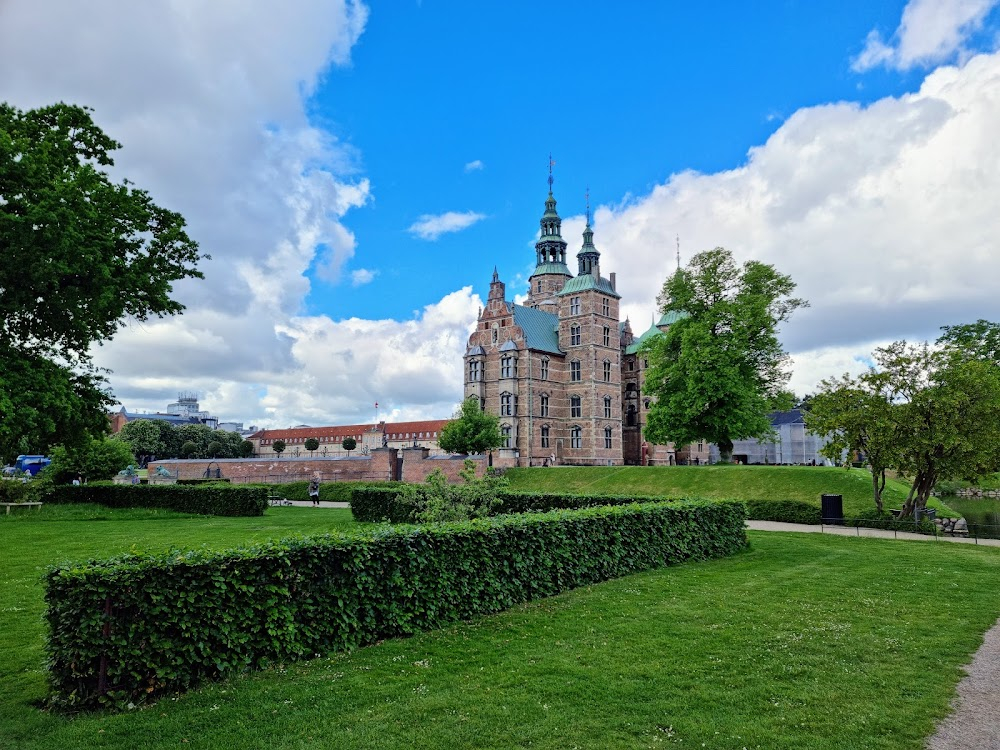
42;484;266;516
45;500;748;710
735;499;822;525
0;479;43;503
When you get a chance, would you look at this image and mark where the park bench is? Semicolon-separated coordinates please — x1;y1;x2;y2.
1;502;43;515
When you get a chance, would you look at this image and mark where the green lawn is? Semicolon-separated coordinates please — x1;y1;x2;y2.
505;465;952;518
3;504;1000;749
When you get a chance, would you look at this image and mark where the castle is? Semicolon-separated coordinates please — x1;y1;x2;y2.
462;173;709;467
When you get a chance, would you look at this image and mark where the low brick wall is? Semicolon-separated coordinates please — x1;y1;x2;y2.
401;452;487;483
149;450;397;484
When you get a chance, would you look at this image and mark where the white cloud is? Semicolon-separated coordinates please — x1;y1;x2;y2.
351;268;378;286
853;0;999;71
464;159;484;172
590;51;1000;396
407;211;487;241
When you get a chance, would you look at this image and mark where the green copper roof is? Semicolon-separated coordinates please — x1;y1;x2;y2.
512;304;563;355
657;310;689;326
625;322;663;354
557;273;621;299
529;262;572;278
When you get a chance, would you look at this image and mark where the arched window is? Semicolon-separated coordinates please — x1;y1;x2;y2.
604;426;613;449
571;426;582;449
571;396;582;418
604;396;612;419
491;325;499;344
570;325;581;346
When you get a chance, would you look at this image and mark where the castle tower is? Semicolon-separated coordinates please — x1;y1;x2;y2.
525;161;572;312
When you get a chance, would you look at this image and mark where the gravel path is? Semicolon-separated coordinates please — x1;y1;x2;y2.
926;620;1000;749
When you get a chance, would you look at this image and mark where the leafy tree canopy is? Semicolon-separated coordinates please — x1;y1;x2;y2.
0;102;204;460
641;247;806;462
44;436;135;483
807;331;1000;517
341;437;356;453
272;439;286;455
438;397;504;455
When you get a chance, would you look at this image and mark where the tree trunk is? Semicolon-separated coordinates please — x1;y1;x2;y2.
717;437;734;464
871;469;885;514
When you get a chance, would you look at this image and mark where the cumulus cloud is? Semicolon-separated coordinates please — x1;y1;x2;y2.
464;159;484;172
351;268;378;286
589;51;1000;396
853;0;1000;71
407;210;487;240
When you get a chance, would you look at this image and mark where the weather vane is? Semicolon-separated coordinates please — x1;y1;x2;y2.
585;186;591;225
676;234;681;270
548;153;555;192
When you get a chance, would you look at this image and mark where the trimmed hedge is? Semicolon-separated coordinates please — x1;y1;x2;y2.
351;486;824;526
43;484;267;517
0;479;43;503
45;500;748;710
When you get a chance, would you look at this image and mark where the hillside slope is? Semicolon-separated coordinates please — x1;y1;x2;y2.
505;465;946;518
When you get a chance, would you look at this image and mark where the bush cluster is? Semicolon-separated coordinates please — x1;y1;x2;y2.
0;479;43;504
45;501;748;710
43;484;267;517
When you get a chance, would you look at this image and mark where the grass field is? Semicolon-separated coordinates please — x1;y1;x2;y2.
505;465;953;519
3;503;1000;749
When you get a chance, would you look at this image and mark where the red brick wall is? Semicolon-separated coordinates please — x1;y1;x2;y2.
401;452;488;483
149;450;397;484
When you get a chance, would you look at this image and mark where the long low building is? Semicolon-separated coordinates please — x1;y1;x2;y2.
247;419;450;458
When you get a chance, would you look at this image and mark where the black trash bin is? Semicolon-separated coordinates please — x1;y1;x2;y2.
821;493;844;525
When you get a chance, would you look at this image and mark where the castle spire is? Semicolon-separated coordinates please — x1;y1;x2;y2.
577;187;600;276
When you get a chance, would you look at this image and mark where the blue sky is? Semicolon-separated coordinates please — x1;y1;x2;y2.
306;1;935;320
2;0;1000;428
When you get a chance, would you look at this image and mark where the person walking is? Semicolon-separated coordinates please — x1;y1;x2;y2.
308;475;321;507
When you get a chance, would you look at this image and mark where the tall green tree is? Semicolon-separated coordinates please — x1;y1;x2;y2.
0;102;204;460
114;419;165;463
640;248;806;463
807;335;1000;517
438;397;504;455
45;436;135;483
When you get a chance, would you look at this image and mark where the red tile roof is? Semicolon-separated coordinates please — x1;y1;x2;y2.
249;419;449;441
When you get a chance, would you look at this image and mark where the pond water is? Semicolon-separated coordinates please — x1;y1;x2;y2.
942;497;1000;539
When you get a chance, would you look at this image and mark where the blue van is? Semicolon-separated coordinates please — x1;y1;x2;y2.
12;455;51;476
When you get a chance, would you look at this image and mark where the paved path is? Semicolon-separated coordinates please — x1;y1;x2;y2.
746;519;1000;547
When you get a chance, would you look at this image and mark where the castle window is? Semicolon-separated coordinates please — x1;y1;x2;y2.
501;392;517;416
603;326;610;347
540;425;550;449
571;360;581;382
540;358;549;380
501;356;517;378
492;325;499;344
603;360;612;382
602;298;610;316
604;396;612;419
570;325;581;346
605;427;613;449
540;394;549;417
571;396;582;418
644;399;651;410
537;280;542;292
626;404;637;426
570;296;580;315
628;360;634;371
469;359;482;382
501;424;512;448
571;426;582;449
480;398;486;411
